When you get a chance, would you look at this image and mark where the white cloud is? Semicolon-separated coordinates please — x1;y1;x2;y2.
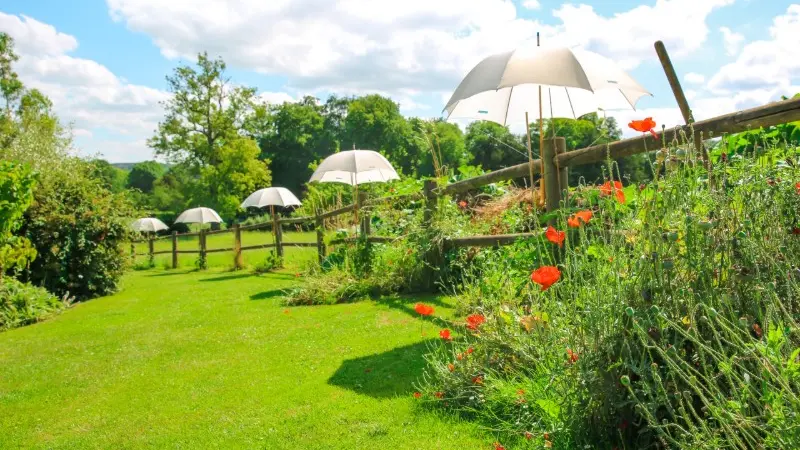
719;26;744;55
707;5;800;96
684;72;705;84
0;12;167;161
107;0;732;100
259;91;295;105
522;0;540;10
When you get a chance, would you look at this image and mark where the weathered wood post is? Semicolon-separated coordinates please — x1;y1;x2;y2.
315;208;325;264
357;191;368;236
423;180;437;225
557;141;569;204
130;242;135;260
654;40;712;182
199;229;207;269
272;211;283;260
542;138;565;214
171;231;178;269
233;223;243;270
147;237;155;266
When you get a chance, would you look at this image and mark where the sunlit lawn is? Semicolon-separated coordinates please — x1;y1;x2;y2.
0;253;488;449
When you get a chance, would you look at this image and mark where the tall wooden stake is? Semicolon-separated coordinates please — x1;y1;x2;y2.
525;111;535;205
537;32;545;207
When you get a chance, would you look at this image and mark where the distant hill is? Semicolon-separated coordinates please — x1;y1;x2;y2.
111;162;171;171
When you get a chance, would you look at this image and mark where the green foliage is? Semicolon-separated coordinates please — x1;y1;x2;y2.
127;160;165;193
253;250;282;274
0;161;36;274
21;165;137;300
465;121;524;171
411;118;469;178
88;159;128;193
0;277;65;331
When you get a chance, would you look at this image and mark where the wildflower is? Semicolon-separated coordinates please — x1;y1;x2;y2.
447;363;455;372
544;440;553;448
524;431;533;440
795;181;800;194
458;200;468;209
283;309;290;314
434;391;444;399
466;313;486;330
793;227;800;235
467;347;474;354
472;375;483;385
414;303;434;316
413;392;421;399
457;353;463;361
600;180;626;204
531;266;561;291
545;226;566;247
628;117;659;139
517;389;525;396
544;433;550;440
566;348;579;363
567;210;593;228
439;329;452;341
753;323;763;339
294;272;301;278
493;442;505;450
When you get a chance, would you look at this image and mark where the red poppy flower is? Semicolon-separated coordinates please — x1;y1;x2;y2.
628;117;659;139
439;329;452;341
414;303;434;316
447;363;455;372
456;353;463;361
531;266;561;290
458;200;468;209
493;443;505;450
600;180;626;204
413;392;421;398
465;313;486;330
544;433;550;440
753;323;763;338
796;181;800;194
793;227;800;235
545;226;566;247
524;431;533;440
466;347;474;354
517;389;525;396
568;210;593;228
472;376;483;385
434;391;444;399
566;348;579;363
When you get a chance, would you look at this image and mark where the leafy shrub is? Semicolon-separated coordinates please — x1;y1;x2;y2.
0;161;37;275
20;165;136;301
415;140;800;449
253;251;282;274
0;277;67;330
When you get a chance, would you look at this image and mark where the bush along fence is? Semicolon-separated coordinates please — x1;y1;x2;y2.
132;42;800;270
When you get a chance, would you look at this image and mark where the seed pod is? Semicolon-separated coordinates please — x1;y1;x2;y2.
675;149;687;158
620;375;631;386
625;306;635;317
662;259;675;270
698;220;714;230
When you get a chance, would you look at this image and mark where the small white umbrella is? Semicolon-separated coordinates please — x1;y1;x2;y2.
240;187;302;244
174;207;222;225
310;149;399;229
131;217;169;233
240;187;302;209
309;150;399;186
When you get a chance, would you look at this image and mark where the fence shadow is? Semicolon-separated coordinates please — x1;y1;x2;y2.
199;273;257;282
327;340;434;399
250;289;286;301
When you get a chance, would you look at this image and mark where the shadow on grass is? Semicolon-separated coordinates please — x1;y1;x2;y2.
327;340;435;399
376;294;452;327
146;271;194;277
199;273;258;282
250;289;286;301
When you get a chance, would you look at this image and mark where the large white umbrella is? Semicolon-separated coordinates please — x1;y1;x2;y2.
443;44;651;205
131;217;169;233
443;46;652;124
240;187;302;209
309;150;399;186
174;207;222;225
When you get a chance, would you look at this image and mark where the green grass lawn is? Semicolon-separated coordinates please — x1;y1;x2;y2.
0;255;488;449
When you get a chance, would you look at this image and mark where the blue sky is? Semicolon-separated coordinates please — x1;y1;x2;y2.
1;0;798;162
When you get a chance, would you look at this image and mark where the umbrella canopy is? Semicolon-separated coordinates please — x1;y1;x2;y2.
241;187;302;209
174;207;222;224
309;150;399;186
131;217;169;233
443;46;652;125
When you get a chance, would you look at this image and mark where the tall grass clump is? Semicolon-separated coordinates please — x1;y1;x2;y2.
417;136;800;449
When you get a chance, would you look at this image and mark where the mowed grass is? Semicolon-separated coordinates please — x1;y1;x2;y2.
0;254;487;449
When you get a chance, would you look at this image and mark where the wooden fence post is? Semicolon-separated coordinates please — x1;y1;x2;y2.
315;208;325;264
199;229;207;269
557;140;569;204
148;237;155;265
233;224;243;269
130;242;135;260
423;180;437;226
273;213;283;260
542;137;565;214
654;40;712;181
171;231;178;269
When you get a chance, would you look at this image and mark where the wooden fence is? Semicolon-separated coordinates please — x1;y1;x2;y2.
133;41;800;268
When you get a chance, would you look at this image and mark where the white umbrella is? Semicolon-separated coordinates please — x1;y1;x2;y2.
131;217;169;233
241;187;302;209
443;46;652;124
309;150;399;230
309;150;399;186
174;207;222;224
